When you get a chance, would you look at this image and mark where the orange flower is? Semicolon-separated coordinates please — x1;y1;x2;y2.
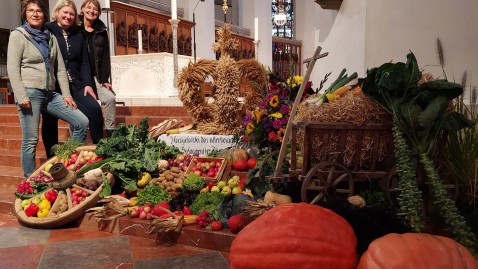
277;128;285;142
246;122;255;134
253;108;264;121
269;95;279;108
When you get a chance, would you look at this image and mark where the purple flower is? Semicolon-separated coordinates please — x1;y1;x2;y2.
258;102;267;109
280;105;289;114
272;119;282;130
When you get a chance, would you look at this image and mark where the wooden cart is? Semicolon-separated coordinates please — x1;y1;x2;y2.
264;46;458;207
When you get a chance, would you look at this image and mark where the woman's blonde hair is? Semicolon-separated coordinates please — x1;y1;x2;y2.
51;0;78;25
80;0;102;16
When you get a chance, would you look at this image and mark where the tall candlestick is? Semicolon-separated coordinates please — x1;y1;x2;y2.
138;29;143;53
104;0;110;9
254;17;259;41
171;0;177;20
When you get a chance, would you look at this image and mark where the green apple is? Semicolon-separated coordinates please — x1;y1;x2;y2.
31;197;41;205
211;186;220;192
221;186;232;196
217;181;227;190
232;175;240;181
21;199;31;209
228;177;239;188
44;163;53;173
232;187;242;195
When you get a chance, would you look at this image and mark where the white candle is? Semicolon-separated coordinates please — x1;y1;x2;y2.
254;18;259;41
104;0;110;9
138;30;143;52
171;0;177;20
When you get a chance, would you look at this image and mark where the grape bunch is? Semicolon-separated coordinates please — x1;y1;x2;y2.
29;171;54;184
169;191;198;212
195;211;213;228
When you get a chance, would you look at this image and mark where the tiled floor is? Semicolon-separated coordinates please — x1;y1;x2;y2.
0;214;230;269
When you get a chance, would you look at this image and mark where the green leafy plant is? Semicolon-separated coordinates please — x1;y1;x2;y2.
362;52;476;253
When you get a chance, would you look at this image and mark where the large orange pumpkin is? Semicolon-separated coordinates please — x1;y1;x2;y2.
229;203;357;269
357;233;478;269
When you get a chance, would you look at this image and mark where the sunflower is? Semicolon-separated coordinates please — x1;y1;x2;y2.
269;95;279;107
277;128;285;142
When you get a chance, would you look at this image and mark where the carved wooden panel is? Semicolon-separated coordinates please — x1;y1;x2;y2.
214;32;254;61
111;2;194;56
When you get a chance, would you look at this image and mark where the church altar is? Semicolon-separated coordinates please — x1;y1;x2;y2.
110;53;194;106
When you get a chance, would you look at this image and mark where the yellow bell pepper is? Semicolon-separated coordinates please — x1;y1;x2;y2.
37;208;49;218
39;199;51;210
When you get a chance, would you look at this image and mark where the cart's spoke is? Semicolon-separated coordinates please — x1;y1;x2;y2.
310;193;324;205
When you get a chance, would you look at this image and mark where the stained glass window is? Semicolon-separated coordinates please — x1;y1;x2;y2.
272;0;294;39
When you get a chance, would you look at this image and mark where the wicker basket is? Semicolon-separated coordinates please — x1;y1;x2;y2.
12;145;115;229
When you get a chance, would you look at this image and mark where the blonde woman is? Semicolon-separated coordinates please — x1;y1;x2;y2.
7;0;88;177
80;0;116;137
42;0;104;157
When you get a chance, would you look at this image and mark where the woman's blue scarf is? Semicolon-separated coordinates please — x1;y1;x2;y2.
22;22;51;71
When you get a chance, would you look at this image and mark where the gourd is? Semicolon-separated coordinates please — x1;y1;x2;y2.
230;203;357;269
232;149;248;162
357;233;478;269
263;191;292;205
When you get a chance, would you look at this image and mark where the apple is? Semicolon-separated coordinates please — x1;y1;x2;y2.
221;186;232;196
228;177;238;188
31;197;41;205
211;186;220;192
232;187;242;195
216;181;226;190
139;211;147;219
130;208;139;218
21;199;31;209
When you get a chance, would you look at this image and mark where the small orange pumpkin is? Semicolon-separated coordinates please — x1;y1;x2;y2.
357;233;478;269
229;203;357;269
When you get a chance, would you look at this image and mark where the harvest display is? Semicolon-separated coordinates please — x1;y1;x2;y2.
12;27;478;267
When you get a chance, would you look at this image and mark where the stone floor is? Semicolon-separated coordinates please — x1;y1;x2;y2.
0;213;230;269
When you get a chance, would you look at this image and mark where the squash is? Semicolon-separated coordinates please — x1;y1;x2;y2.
263;190;292;205
357;233;478;269
232;149;249;162
230;203;357;269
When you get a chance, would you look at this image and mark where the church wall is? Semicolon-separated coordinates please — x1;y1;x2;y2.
297;0;478;97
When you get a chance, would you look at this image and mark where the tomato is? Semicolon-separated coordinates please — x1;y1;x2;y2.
211;221;223;231
233;159;248;171
247;158;258;169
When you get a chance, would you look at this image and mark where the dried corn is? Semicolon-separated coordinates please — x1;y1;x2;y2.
332;85;349;97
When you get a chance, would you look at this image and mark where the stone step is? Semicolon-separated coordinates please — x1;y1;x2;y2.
0;149;50;169
0;166;24;192
0;124;71;138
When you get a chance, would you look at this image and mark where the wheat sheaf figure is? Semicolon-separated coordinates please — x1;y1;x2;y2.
177;24;266;135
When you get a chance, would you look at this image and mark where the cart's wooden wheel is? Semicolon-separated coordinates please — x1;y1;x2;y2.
385;159;459;209
300;161;354;204
384;166;399;208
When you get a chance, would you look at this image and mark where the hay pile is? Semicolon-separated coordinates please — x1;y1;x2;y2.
293;90;393;168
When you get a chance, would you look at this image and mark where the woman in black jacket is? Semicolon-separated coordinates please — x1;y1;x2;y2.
42;0;104;157
80;0;116;137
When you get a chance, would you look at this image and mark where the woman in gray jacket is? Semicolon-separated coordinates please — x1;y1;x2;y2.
7;0;89;178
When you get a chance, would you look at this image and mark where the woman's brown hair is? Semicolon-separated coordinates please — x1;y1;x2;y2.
80;0;102;16
21;0;47;22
